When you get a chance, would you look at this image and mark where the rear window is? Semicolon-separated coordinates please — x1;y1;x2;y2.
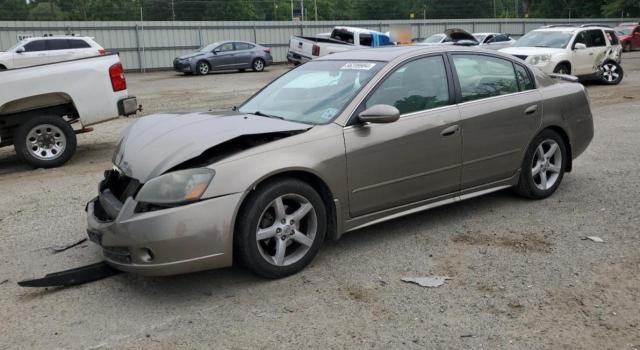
331;29;354;44
68;39;91;49
46;39;70;51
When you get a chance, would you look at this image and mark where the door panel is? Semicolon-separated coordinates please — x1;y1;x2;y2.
344;55;461;218
233;42;254;67
210;42;236;69
451;53;542;189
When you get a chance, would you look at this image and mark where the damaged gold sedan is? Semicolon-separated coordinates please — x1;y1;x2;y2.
85;46;593;279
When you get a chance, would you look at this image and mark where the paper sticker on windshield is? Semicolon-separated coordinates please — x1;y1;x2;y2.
340;62;376;70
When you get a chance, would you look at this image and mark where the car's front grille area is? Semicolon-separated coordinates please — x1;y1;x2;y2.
102;169;140;203
513;55;528;61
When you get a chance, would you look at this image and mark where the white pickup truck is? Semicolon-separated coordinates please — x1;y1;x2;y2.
0;54;138;168
287;26;394;65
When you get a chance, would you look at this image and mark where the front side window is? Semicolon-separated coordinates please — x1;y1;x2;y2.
453;54;519;102
24;40;46;52
588;30;606;47
216;43;234;52
366;56;450;115
494;34;510;42
239;60;383;124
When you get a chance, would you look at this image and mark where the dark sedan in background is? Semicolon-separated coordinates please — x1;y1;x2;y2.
173;40;273;75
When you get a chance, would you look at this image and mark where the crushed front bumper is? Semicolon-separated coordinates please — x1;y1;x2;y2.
85;171;242;276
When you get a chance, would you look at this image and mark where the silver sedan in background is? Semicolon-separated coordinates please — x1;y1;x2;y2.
473;32;517;50
173;40;273;75
88;46;593;279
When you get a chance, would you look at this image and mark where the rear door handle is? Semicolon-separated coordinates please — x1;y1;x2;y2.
524;105;538;115
441;124;460;137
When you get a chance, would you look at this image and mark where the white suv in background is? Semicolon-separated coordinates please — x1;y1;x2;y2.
0;36;105;70
500;25;623;84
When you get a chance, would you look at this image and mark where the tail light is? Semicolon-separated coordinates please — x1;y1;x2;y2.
263;48;271;54
312;44;320;56
98;48;106;55
109;63;127;92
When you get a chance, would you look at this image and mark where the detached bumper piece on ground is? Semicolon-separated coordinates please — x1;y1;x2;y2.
17;261;121;288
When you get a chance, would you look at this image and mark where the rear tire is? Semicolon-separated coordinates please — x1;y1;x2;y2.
599;61;623;85
196;61;210;75
14;114;77;168
252;58;265;72
513;129;567;199
235;178;326;279
553;63;570;75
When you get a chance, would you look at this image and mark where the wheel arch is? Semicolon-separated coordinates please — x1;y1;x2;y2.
0;63;6;70
543;125;573;172
234;169;339;244
554;61;572;74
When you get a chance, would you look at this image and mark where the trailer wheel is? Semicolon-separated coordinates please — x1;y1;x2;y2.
14;114;77;168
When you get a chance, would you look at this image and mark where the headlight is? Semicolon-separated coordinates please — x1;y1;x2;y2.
136;168;215;204
186;57;193;62
529;55;551;66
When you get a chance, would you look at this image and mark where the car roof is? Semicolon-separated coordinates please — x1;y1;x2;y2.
24;36;94;41
333;26;387;36
316;45;516;62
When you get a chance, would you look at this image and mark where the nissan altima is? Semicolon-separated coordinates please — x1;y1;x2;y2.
87;46;594;278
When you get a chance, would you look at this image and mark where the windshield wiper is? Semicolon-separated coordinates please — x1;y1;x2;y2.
251;111;285;120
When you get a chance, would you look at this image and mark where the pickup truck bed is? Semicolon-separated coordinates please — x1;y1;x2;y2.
0;54;137;168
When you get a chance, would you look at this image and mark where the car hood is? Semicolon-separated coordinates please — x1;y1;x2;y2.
113;112;311;183
177;52;206;60
500;46;565;56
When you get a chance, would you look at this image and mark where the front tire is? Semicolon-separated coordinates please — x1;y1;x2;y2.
14;114;77;168
553;63;570;75
600;61;623;85
252;58;265;72
235;178;326;279
196;61;210;75
514;129;567;199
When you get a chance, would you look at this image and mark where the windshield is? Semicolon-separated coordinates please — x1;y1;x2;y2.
199;42;220;52
614;27;632;35
421;34;445;43
473;34;487;43
513;31;574;48
239;60;383;124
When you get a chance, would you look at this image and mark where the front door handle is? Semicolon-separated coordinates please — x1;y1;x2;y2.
441;124;460;137
524;105;538;115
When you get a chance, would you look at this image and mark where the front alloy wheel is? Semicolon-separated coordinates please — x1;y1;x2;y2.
197;61;210;75
235;178;326;278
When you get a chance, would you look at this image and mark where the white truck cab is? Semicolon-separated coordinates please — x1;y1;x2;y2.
0;36;105;70
500;25;623;84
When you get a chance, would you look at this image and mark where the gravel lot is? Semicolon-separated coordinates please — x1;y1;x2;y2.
1;53;639;350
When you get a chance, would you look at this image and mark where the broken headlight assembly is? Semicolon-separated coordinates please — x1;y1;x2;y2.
135;168;215;212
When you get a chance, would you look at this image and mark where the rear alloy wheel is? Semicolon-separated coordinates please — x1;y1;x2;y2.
553;63;570;75
514;129;567;199
252;58;265;72
14;114;77;168
235;179;326;278
600;61;623;85
196;61;210;75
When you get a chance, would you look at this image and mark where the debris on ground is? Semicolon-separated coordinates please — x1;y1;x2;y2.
623;96;634;99
583;236;605;243
401;276;451;288
48;238;88;254
0;279;8;285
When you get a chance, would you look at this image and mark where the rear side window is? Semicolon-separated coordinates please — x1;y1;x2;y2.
360;34;373;47
366;55;450;115
24;40;46;52
68;39;91;49
494;34;510;42
605;31;619;45
452;54;519;102
46;39;70;51
514;64;535;91
234;42;254;50
588;30;606;47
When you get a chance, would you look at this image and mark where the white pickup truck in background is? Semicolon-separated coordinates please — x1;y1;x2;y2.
287;26;394;65
0;54;138;168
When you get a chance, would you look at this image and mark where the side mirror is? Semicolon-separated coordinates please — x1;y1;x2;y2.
574;43;587;50
358;104;400;124
15;46;25;54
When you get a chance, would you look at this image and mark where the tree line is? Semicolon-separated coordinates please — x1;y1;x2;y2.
0;0;638;21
